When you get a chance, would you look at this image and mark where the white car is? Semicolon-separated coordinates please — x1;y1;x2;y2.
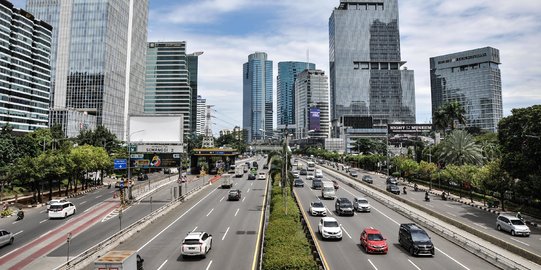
306;173;315;180
181;232;213;258
318;217;342;240
292;170;300;177
46;199;67;211
257;172;267;180
496;214;530;236
0;230;14;247
353;197;371;212
309;201;327;216
48;201;76;219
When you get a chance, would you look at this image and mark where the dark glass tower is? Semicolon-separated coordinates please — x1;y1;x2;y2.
277;61;315;130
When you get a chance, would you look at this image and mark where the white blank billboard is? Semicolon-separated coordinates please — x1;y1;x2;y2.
128;115;183;144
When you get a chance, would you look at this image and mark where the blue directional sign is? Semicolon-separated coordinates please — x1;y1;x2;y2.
114;159;127;170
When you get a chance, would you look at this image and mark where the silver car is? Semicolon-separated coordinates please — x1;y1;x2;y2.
353;197;371;212
496;214;530;236
0;230;14;247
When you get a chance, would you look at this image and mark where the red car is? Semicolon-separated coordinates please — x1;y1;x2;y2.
360;228;388;254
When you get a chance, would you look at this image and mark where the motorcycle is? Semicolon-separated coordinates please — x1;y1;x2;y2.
16;210;24;221
441;192;447;201
414;184;418;192
424;192;430;202
403;187;407;195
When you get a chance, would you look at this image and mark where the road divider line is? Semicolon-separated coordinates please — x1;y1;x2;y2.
247;188;250;193
222;227;230;241
192;226;198;232
84;208;91;213
206;208;214;217
39;219;47;224
341;226;352;239
80;201;87;205
446;212;457;217
242;197;246;202
510;237;530;246
235;208;240;217
13;231;23;236
39;210;46;214
435;247;470;270
371;207;399;225
157;259;168;270
408;259;421;270
473;223;489;230
95;195;102;199
326;207;333;216
205;260;213;270
220;196;225;202
368;259;378;270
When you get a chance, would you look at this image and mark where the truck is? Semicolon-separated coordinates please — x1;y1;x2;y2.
321;181;336;199
235;166;244;177
307;161;316;171
221;173;234;188
94;250;143;270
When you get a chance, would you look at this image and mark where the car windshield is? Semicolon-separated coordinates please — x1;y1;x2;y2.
229;190;238;194
183;239;201;245
50;204;64;210
312;202;324;207
367;233;384;241
358;199;368;204
511;219;525;225
411;231;431;242
323;221;339;227
341;202;352;207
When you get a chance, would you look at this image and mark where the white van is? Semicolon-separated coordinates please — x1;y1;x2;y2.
48;201;76;219
321;181;336;199
315;169;323;178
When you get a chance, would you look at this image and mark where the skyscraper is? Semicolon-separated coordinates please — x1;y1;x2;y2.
187;52;202;134
294;69;330;139
26;0;148;140
0;1;51;133
430;47;503;132
277;61;315;131
329;0;415;133
243;52;273;142
196;95;207;136
145;42;193;138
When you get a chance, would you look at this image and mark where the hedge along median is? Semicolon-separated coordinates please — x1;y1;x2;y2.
263;175;319;270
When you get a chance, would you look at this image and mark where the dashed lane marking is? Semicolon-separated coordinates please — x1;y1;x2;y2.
242;197;246;202
39;219;47;224
80;201;87;205
157;259;168;270
205;260;213;270
341;225;352;239
222;227;230;241
13;231;23;236
235;208;240;217
206;208;214;217
435;247;470;270
510;238;530;246
368;259;378;270
247;188;250;193
192;226;198;232
408;259;421;270
95;195;102;199
220;196;225;202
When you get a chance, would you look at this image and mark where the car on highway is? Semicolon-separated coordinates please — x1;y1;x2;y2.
292;170;300;177
398;223;434;256
248;173;256;180
360;228;388;254
353;197;371;212
309;201;327;216
335;197;354;216
46;199;67;211
386;184;400;195
257;172;267;180
386;176;398;185
0;230;14;247
228;189;241;201
294;179;304;187
48;201;76;219
318;217;342;240
306;172;315;180
362;175;373;184
180;231;213;258
349;170;358;177
315;169;323;178
312;179;323;190
299;169;307;175
496;214;530;236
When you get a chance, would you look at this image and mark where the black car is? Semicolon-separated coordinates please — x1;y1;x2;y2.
312;179;323;190
349;171;358;177
294;179;304;187
300;169;307;175
386;177;398;185
248;173;256;180
228;189;241;201
335;198;354;216
386;184;400;195
398;223;435;256
252;161;259;168
362;175;373;184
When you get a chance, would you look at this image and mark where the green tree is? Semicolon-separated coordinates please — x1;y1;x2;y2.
437;130;484;166
432;101;467;132
76;125;119;153
480;159;515;211
352;138;386;155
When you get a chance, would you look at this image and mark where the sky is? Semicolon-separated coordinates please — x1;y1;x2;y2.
13;0;541;134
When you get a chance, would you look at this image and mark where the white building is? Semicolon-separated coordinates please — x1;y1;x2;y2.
294;69;330;139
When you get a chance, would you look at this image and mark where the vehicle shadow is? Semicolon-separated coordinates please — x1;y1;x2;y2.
177;254;206;262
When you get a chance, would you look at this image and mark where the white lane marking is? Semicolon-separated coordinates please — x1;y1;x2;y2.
326;207;333;216
95;195;102;199
13;230;23;236
251;182;253;186
242;197;246;202
220;196;225;202
371;207;399;225
157;259;168;270
205;260;213;270
408;259;421;270
235;208;240;217
510;238;530;246
341;226;352;239
39;219;47;224
446;212;457;217
138;189;217;251
40;210;46;214
465;213;478;217
80;201;87;205
435;247;470;270
247;188;250;193
367;259;378;270
84;208;91;213
473;223;489;230
222;227;230;240
206;208;214;217
192;226;198;232
0;246;20;260
446;204;456;208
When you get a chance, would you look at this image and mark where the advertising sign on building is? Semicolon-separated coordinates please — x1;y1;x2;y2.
309;107;321;131
388;124;433;135
129;153;181;168
136;144;183;153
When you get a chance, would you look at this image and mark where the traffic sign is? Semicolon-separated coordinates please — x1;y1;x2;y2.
114;159;127;170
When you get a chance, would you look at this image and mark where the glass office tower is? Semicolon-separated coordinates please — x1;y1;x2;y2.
329;0;415;131
277;61;315;131
430;47;503;132
26;0;148;139
0;1;51;133
243;52;273;142
294;69;330;139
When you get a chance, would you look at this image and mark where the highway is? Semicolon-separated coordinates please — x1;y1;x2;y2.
294;161;498;270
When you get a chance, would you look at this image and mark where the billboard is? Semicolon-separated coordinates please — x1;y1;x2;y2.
309;108;321;131
129;153;181;168
388;124;432;135
128;115;183;144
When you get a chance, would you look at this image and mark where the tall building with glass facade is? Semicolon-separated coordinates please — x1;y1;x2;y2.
0;1;51;133
243;52;273;142
430;47;503;132
26;0;148;140
145;41;194;138
196;95;206;135
187;52;202;134
294;69;330;139
277;61;315;132
329;0;415;133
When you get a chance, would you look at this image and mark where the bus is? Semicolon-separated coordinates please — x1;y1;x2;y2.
307;161;316;171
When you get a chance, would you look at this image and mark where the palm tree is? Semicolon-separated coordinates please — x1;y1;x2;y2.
432;107;450;132
437;130;484;166
432;101;467;132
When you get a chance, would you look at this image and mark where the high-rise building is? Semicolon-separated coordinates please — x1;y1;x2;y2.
277;61;315;131
430;47;503;132
0;1;52;133
26;0;148;140
243;52;273;142
294;69;330;139
196;95;207;135
187;52;202;134
145;42;194;138
329;0;415;134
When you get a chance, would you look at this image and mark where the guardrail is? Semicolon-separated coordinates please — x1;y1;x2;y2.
53;175;212;270
319;163;537;270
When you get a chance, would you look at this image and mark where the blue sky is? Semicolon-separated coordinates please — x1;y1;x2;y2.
14;0;541;134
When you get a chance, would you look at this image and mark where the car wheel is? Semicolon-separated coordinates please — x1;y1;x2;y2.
365;245;369;253
511;230;516;236
65;213;67;218
209;239;212;250
409;246;415;256
497;224;501;231
9;237;14;245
